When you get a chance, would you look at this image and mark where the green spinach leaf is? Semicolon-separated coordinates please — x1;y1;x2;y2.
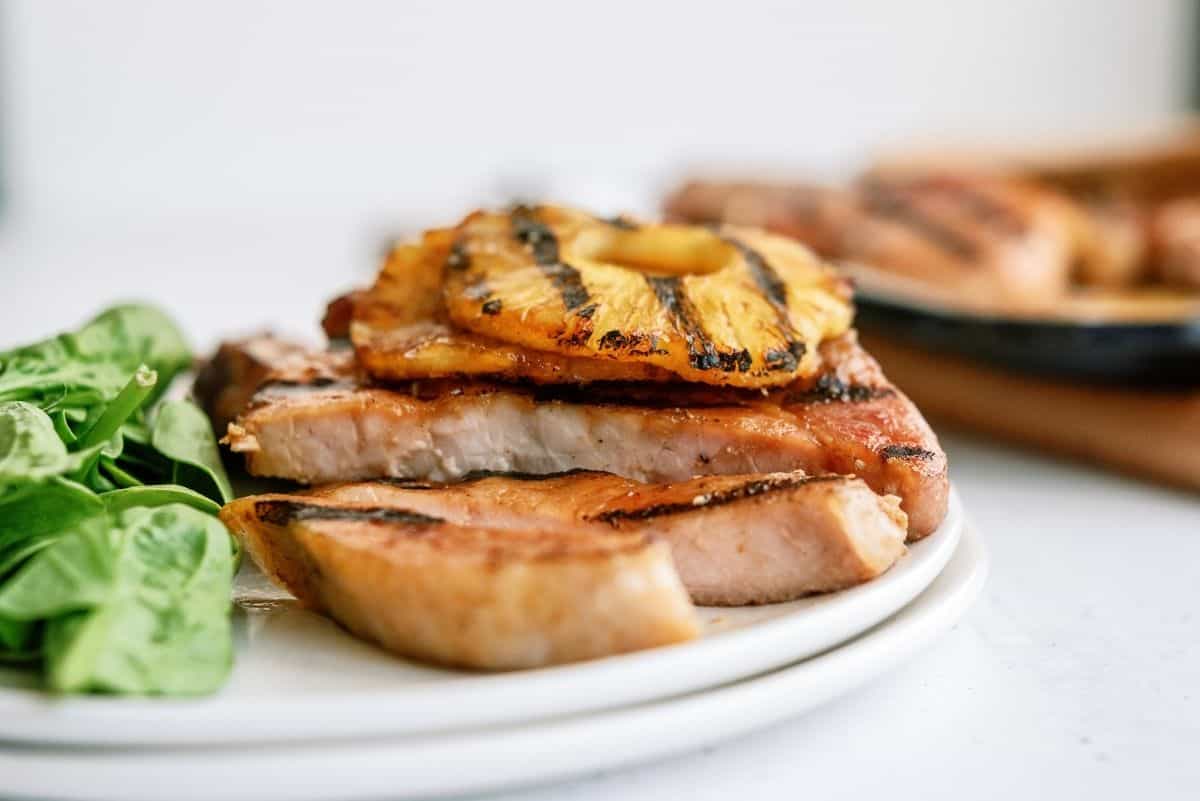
0;304;237;696
100;485;220;516
0;402;69;490
0;616;37;661
33;505;234;695
99;457;143;489
0;305;190;409
0;515;116;620
0;478;104;579
70;305;191;399
151;400;233;503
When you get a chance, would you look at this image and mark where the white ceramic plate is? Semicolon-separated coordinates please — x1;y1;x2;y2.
0;524;987;801
0;492;964;747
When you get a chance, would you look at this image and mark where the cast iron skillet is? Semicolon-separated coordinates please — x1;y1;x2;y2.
852;288;1200;389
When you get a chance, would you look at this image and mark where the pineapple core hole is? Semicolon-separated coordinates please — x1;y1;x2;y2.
571;226;736;277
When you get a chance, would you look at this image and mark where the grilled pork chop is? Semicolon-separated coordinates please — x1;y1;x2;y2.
193;336;356;433
200;332;949;538
303;470;908;605
221;494;698;669
665;174;1076;305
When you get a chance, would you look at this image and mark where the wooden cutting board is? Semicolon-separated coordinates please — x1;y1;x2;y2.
859;333;1200;491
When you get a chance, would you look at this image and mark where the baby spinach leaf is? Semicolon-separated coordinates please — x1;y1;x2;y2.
0;347;133;410
0;616;37;657
99;487;239;567
109;438;173;485
0;516;116;621
119;418;151;446
0;304;190;410
62;366;158;493
51;410;80;445
0;478;104;579
151;400;233;503
63;431;123;481
100;485;220;516
0;304;236;696
99;457;143;489
70;305;191;400
74;366;156;452
37;505;234;695
0;402;69;490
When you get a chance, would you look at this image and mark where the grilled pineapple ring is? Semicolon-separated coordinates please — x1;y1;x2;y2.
443;205;853;387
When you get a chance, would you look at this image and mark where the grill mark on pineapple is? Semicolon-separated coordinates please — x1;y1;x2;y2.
596;327;662;357
510;205;592;312
646;276;751;372
604;215;640;231
860;179;980;261
719;234;807;371
460;278;502;316
445;240;471;271
255;499;444;527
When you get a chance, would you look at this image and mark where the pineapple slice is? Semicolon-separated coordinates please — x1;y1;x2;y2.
350;228;677;385
441;205;853;387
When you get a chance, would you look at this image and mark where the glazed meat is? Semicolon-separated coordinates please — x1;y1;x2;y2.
664;181;858;260
221;493;699;669
1150;197;1200;289
205;333;949;538
666;173;1077;305
193;337;356;433
1064;194;1149;287
304;470;908;605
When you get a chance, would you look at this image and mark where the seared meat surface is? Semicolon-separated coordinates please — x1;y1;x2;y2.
221;492;698;669
193;337;355;433
306;470;908;605
1151;197;1200;289
665;174;1077;305
206;333;949;538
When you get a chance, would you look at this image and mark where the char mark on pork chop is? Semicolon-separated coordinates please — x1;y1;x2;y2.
279;468;909;606
589;473;843;526
202;332;949;539
255;499;444;527
784;373;896;404
222;490;699;668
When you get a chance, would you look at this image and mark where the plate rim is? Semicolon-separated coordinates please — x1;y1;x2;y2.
0;491;965;747
0;525;988;801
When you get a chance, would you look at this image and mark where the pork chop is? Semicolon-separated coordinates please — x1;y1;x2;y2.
665;174;1076;305
221;493;698;669
304;470;908;605
201;332;949;538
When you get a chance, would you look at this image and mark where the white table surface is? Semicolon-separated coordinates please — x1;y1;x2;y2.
3;222;1199;801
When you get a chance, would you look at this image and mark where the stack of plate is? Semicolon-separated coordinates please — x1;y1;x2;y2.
0;491;986;801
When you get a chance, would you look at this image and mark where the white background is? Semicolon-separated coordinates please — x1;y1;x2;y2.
1;0;1193;348
2;2;1199;800
0;0;1191;225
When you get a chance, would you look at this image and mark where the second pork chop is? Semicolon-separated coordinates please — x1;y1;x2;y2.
305;470;909;605
205;332;949;538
